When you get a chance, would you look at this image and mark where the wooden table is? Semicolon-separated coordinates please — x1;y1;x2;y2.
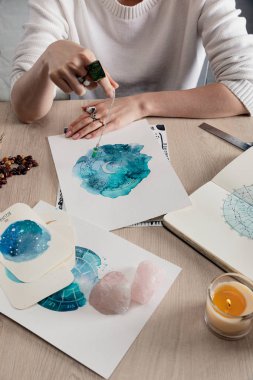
0;100;253;380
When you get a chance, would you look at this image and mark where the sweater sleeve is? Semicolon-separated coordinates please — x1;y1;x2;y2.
198;0;253;115
11;0;69;96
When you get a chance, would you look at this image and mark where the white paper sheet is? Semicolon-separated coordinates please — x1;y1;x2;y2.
164;181;253;279
56;124;170;227
212;146;253;193
0;201;181;379
49;119;190;230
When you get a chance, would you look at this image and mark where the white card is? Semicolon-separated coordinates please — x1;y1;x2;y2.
34;200;73;226
0;263;74;309
0;203;73;282
0;201;181;379
48;119;190;230
35;201;76;270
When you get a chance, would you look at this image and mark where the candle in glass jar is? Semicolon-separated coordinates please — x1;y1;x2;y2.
205;274;253;340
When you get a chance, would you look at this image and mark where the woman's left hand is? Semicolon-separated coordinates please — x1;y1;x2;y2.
66;94;147;139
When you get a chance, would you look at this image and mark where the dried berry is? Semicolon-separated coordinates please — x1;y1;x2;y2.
0;154;38;188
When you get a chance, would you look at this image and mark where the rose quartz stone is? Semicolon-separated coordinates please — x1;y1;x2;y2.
89;271;131;315
131;260;166;304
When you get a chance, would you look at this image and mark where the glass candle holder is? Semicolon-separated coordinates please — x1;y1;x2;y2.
205;273;253;340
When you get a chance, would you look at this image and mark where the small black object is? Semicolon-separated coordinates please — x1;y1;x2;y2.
156;124;165;131
86;60;106;82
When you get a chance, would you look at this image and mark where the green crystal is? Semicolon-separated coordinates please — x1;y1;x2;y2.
86;60;106;82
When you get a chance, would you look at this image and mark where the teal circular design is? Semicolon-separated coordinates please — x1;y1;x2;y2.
0;220;51;262
38;246;102;312
73;144;152;198
223;185;253;239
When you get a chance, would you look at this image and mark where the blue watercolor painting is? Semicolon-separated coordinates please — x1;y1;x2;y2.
0;220;51;262
38;246;102;312
73;144;152;198
223;185;253;239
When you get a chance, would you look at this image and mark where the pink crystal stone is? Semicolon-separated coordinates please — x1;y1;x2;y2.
131;260;166;304
89;271;131;315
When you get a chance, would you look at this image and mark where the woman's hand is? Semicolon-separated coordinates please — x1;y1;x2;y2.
45;40;118;98
66;94;148;139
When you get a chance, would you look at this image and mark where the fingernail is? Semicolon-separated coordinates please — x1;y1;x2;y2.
85;134;92;139
65;131;72;138
72;133;80;140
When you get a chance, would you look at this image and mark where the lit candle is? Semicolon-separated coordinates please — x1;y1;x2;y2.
205;273;253;340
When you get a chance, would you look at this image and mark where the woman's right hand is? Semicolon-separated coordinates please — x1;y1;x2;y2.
44;40;118;98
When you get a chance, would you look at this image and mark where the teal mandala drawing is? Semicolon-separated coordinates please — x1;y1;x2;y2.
223;185;253;239
38;246;102;312
73;144;152;198
0;220;51;262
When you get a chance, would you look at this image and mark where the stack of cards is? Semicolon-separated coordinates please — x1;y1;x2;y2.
0;203;75;309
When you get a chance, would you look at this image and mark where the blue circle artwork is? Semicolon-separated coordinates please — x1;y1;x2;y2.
0;220;51;262
73;144;152;198
38;246;102;312
223;185;253;239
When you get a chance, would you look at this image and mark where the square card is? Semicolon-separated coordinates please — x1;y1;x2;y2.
35;202;77;270
0;201;181;379
0;262;74;310
0;204;77;309
48;119;190;230
0;203;74;282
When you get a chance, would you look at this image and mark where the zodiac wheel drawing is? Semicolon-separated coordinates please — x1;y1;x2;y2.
39;246;102;312
223;185;253;239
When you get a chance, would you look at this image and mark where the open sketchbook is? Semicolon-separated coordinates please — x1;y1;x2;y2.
163;147;253;280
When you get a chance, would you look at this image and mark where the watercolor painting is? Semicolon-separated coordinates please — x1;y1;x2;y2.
223;185;253;239
0;220;51;262
72;144;152;198
1;200;181;379
39;246;103;312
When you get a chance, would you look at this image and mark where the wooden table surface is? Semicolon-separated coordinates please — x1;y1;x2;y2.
0;100;253;380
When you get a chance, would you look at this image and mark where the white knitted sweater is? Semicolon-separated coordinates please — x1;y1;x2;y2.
11;0;253;114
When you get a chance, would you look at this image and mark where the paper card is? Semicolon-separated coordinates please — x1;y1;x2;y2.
0;201;181;379
41;218;76;270
48;119;190;230
0;203;73;282
34;200;73;226
35;201;76;270
48;222;76;270
0;263;74;310
212;147;253;193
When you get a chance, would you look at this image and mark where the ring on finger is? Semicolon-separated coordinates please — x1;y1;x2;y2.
77;75;91;87
90;113;98;122
86;106;96;114
86;106;97;121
